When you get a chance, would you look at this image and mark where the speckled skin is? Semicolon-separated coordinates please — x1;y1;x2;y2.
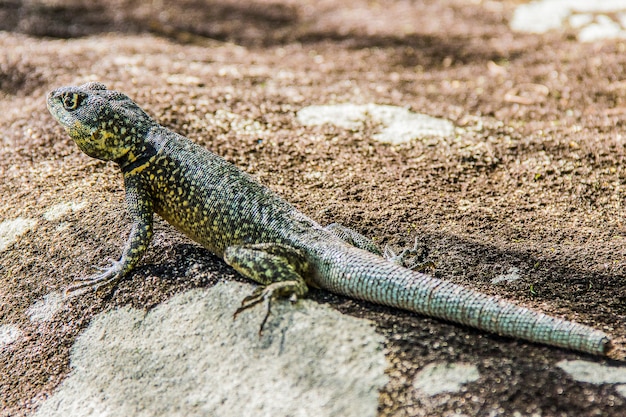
47;82;614;356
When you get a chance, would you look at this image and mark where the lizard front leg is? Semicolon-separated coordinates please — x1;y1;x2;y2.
66;176;153;296
224;243;309;333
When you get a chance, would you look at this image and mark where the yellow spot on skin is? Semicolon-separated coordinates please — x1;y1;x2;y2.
128;162;151;175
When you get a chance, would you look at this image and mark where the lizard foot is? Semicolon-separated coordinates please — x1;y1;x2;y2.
65;260;123;297
384;236;434;272
233;280;305;335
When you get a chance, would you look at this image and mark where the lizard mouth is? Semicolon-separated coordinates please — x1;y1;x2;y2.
46;92;72;134
46;90;65;123
46;89;57;107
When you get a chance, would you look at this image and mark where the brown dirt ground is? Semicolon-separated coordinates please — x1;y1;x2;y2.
1;0;626;416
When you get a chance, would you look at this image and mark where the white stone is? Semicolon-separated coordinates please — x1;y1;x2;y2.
510;1;571;33
511;0;626;41
0;324;22;348
297;103;454;144
569;13;594;29
26;292;64;323
43;201;87;221
297;103;370;130
491;267;522;284
34;282;388;417
557;359;626;384
413;362;480;396
577;15;624;42
0;217;37;252
571;0;626;13
165;74;202;85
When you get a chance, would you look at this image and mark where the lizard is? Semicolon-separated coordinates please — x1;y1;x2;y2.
47;82;617;358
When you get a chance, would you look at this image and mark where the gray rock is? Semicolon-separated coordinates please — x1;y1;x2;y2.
413;362;480;396
297;103;454;144
34;281;388;417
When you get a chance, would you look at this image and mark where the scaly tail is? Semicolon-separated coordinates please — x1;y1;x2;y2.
317;247;613;356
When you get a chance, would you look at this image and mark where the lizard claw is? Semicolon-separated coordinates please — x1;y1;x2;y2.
233;281;306;336
383;243;416;267
90;258;120;274
233;286;273;336
71;259;121;281
65;260;123;296
405;260;436;273
383;245;398;261
384;236;433;271
233;287;267;316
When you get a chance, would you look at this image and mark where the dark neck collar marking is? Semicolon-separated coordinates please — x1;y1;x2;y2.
118;142;157;174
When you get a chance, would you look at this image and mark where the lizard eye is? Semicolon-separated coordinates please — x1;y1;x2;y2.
61;92;85;111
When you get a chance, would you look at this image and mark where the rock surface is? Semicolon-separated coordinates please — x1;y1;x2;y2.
34;282;387;417
1;1;626;416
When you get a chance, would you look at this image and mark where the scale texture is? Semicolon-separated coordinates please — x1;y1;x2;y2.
47;82;613;356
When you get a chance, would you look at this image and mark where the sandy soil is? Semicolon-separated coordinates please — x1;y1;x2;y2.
1;1;626;416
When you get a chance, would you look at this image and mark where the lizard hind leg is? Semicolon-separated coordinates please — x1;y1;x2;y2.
325;223;432;271
324;223;383;256
224;243;309;334
383;236;434;271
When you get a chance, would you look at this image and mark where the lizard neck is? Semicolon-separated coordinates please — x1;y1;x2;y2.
117;142;158;174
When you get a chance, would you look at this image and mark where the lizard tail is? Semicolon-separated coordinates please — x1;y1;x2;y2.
317;247;612;356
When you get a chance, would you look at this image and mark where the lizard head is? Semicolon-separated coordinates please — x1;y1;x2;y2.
47;82;155;162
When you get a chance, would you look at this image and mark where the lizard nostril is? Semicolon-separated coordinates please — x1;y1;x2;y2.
48;90;61;100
